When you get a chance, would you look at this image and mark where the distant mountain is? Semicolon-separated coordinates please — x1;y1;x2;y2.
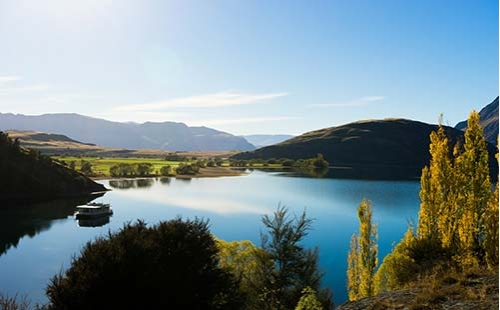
243;134;294;148
232;118;498;180
455;97;498;144
0;113;255;152
0;132;106;203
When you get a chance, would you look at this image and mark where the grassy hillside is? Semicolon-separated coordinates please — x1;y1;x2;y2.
232;119;498;180
0;132;106;204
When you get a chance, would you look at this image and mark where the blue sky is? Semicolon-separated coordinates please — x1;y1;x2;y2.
0;0;497;135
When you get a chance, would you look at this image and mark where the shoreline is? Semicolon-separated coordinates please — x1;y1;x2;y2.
90;166;248;181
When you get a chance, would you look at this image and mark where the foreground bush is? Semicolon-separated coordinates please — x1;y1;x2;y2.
46;219;241;309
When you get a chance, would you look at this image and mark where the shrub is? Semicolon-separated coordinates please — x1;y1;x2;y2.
45;219;241;309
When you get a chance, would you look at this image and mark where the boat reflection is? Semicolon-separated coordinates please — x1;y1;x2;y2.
77;215;111;227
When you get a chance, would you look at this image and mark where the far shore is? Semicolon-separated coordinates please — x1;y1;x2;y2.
90;166;248;181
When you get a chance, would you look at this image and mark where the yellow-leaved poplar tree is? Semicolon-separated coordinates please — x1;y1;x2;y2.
417;123;456;246
483;136;498;269
454;111;492;267
347;234;360;301
347;199;378;301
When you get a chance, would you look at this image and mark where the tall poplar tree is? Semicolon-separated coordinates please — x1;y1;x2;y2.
482;137;498;269
454;111;492;267
347;199;378;301
417;123;455;245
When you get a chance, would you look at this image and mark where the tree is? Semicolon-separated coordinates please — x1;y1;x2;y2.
255;205;332;310
454;111;492;267
159;165;171;176
375;111;497;293
135;163;153;176
80;160;92;175
417;123;454;246
45;219;241;309
295;287;323;310
347;199;378;301
216;239;268;308
347;234;360;301
483;137;498;269
374;225;416;293
311;154;329;169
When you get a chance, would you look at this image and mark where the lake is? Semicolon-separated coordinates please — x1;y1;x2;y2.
0;169;421;306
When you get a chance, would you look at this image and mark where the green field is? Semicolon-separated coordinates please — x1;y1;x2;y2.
53;156;188;177
52;155;290;178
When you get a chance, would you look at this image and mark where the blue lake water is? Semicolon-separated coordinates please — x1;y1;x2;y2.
0;170;421;306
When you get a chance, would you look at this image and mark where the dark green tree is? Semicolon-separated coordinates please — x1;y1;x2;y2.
159;165;172;176
135;163;153;176
45;219;242;309
255;206;332;310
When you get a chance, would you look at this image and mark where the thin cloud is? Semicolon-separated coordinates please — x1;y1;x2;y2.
114;91;289;112
0;76;22;84
190;116;298;126
309;96;385;108
0;84;49;94
99;111;189;123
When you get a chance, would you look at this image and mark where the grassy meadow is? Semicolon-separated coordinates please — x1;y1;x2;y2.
53;156;186;177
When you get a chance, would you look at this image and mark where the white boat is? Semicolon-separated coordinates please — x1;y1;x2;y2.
75;202;113;219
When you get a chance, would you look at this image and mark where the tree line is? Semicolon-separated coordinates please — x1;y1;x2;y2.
347;111;498;301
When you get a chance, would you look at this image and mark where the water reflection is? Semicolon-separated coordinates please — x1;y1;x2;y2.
0;194;103;257
159;177;171;185
77;216;111;227
109;178;154;189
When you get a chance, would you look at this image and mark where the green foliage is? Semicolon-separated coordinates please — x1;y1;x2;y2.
135;162;153;176
347;199;378;301
295;287;323;310
79;160;92;175
45;219;242;309
255;205;332;310
163;153;188;161
175;163;200;175
216;239;269;308
159;165;172;176
375;224;452;293
230;160;248;167
109;162;154;177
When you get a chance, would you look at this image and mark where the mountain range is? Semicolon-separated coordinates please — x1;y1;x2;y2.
0;113;255;152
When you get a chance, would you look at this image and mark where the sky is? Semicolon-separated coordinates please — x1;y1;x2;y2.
0;0;498;136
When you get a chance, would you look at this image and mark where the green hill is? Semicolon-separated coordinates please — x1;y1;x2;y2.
232;119;498;180
0;132;107;204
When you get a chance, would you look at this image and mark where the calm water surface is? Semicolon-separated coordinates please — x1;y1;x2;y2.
0;170;420;306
